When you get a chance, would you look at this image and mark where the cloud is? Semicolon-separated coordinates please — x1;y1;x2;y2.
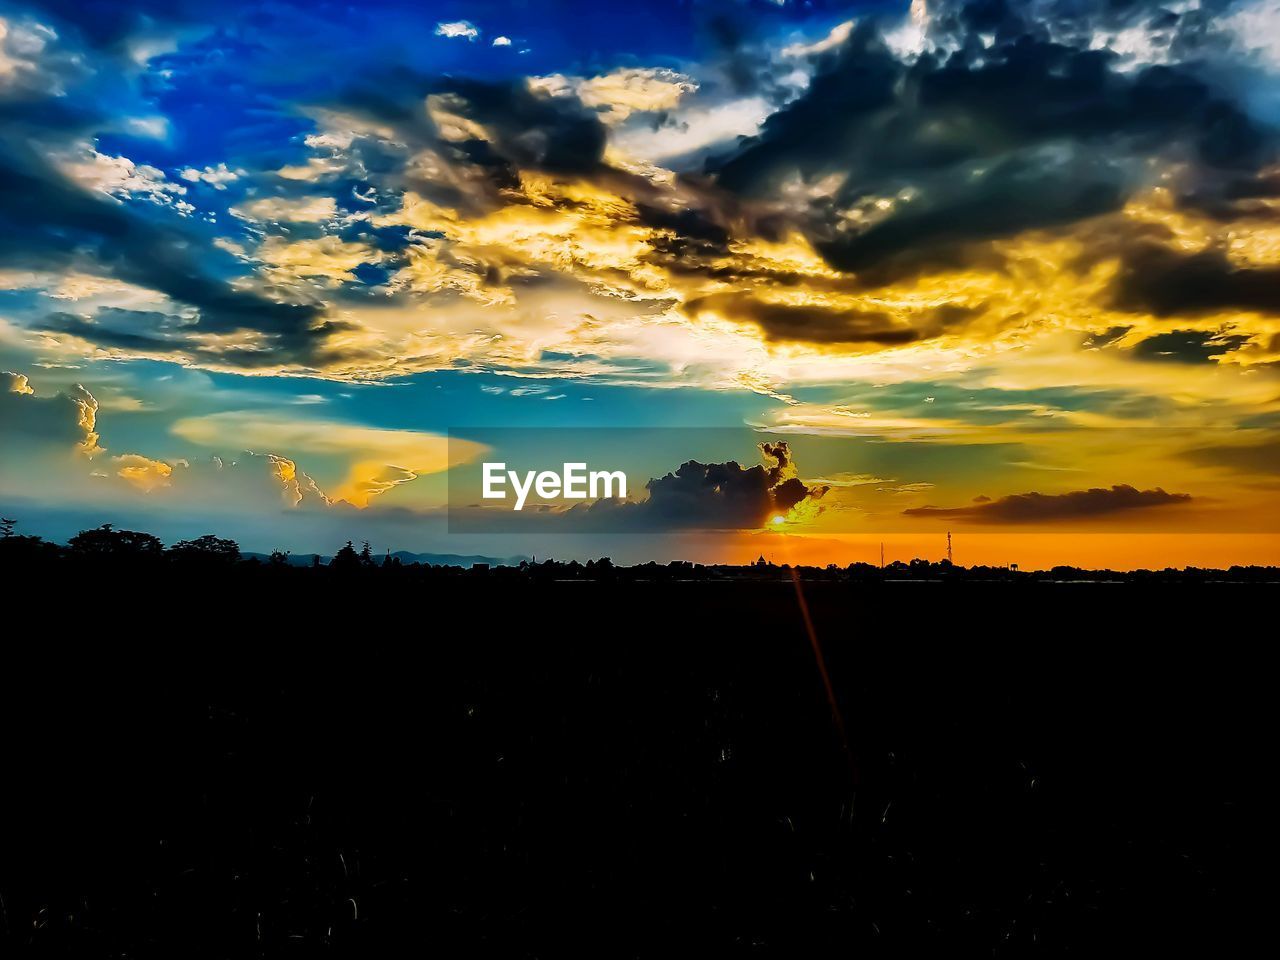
903;484;1192;523
0;372;329;511
254;235;378;285
178;163;241;189
113;452;172;492
434;21;478;40
781;19;855;59
2;0;1279;421
1185;437;1280;476
55;146;190;211
3;370;34;395
609;95;771;165
0;17;45;85
0;371;102;456
1128;329;1252;364
233;194;338;224
0;14;79;97
160;453;331;511
0;15;351;369
532;67;698;124
169;410;486;507
1221;0;1280;71
569;440;828;531
683;290;965;346
295;71;612;212
123;114;168;139
1111;244;1280;317
1;136;335;369
0;371;476;519
710;15;1271;277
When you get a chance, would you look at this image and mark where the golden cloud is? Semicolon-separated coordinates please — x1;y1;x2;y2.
233;195;340;223
170;411;487;507
530;67;697;123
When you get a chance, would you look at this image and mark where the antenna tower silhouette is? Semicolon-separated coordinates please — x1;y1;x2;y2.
947;531;953;564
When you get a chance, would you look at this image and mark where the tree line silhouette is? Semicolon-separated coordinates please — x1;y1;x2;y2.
1;517;1277;582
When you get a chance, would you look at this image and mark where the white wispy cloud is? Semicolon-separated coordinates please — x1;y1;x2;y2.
56;147;193;214
179;163;242;189
435;21;478;40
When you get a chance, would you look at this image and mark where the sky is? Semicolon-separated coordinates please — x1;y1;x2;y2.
2;0;1279;567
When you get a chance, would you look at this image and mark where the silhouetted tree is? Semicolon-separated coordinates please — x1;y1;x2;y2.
269;549;290;567
360;541;374;566
0;517;15;539
169;535;241;563
69;524;163;557
330;540;361;571
0;531;58;563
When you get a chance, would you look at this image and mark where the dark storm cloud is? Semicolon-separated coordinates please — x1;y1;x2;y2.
903;484;1192;523
693;1;848;104
1111;245;1280;317
572;440;828;531
41;318;231;369
34;311;340;371
636;461;808;527
707;13;1272;275
634;203;733;259
314;71;611;209
1128;329;1252;364
1219;169;1280;202
1177;169;1280;220
818;152;1127;273
38;312;183;354
438;78;608;175
683;292;930;345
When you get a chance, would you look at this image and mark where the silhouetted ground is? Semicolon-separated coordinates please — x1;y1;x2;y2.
1;561;1272;956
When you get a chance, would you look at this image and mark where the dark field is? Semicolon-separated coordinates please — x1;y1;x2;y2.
1;577;1271;956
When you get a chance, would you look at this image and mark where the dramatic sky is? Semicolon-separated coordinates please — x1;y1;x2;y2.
2;0;1279;566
